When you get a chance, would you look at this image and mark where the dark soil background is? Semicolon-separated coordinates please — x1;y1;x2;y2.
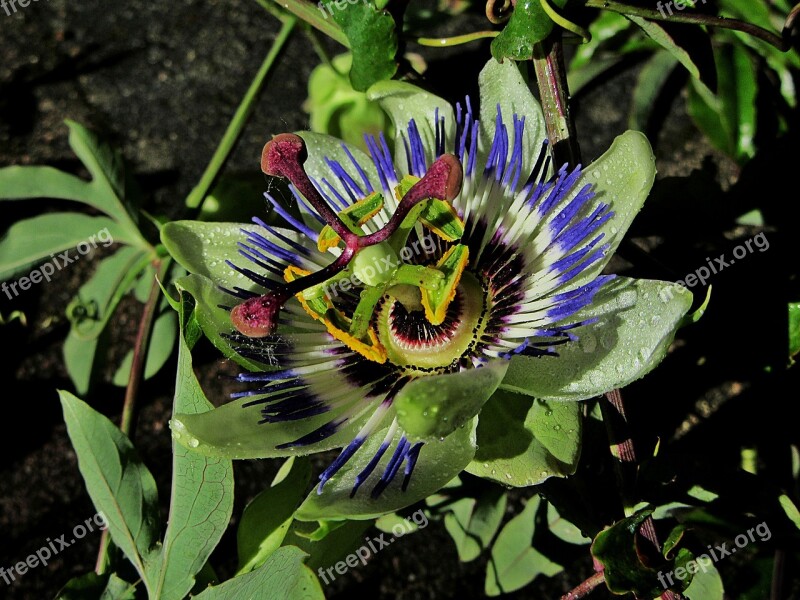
2;1;799;599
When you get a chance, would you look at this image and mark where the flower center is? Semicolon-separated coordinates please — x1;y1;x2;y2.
376;272;486;374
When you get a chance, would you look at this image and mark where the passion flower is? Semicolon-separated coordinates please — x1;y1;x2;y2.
163;58;692;520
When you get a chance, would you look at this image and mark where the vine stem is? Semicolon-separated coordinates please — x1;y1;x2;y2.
584;0;800;51
601;389;682;600
185;16;297;210
560;571;605;600
96;258;168;575
531;35;581;167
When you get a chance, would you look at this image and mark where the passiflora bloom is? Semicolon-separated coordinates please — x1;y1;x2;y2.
163;59;692;520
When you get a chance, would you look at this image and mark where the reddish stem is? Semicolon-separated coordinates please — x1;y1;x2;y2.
560;571;605;600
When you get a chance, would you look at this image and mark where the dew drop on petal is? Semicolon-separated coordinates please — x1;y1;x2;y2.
600;332;615;350
580;334;597;353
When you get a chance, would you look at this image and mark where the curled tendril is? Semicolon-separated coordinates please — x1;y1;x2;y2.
539;0;591;43
486;0;514;24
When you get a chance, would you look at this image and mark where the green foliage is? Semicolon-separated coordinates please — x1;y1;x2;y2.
306;54;389;152
59;391;162;595
442;486;507;562
192;546;324;599
490;0;566;61
331;1;398;91
237;457;312;574
485;497;562;595
467;391;582;486
569;1;797;161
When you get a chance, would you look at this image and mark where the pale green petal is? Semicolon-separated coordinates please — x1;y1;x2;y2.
502;277;692;401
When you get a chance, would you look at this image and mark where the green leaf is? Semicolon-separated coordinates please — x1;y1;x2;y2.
568;11;632;72
0;213;134;281
501;277;692;401
237;457;312;574
443;487;507;562
58;391;160;594
61;248;147;394
65;120;143;234
485;496;562;596
627;16;716;90
55;572;137;600
629;50;679;131
112;309;178;386
367;80;455;170
683;560;724;600
63;331;103;396
174;274;265;371
490;1;554;61
283;519;373;572
332;1;397;92
467;390;581;486
147;293;234;600
395;360;508;440
687;44;757;162
68;247;150;341
779;494;800;530
193;546;324;600
0;125;148;249
306;53;389;153
479;58;547;180
295;419;478;521
0;165;100;205
789;302;800;364
591;508;684;596
547;502;589;544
